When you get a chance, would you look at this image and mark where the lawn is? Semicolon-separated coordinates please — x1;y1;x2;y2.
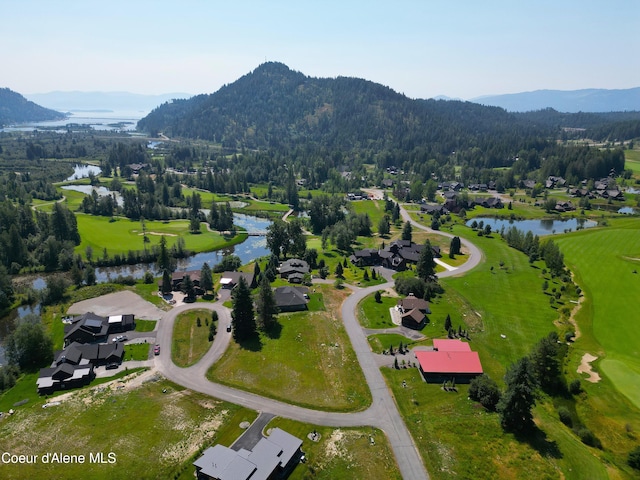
134;319;157;332
438;225;564;380
0;372;254;480
625;149;640;174
381;367;609;480
555;218;640;408
357;291;398;329
124;343;151;361
267;418;401;479
207;285;372;412
75;214;246;259
367;333;424;354
172;309;215;368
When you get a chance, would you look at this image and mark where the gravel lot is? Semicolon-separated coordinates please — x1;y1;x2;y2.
67;290;166;320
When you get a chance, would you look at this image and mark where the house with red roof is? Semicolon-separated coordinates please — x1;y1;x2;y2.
415;339;483;383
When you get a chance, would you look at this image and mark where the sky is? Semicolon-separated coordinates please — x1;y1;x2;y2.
2;0;638;100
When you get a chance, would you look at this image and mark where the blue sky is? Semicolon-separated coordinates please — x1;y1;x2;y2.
2;0;638;99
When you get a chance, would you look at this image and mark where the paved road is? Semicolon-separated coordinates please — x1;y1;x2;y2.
150;200;485;480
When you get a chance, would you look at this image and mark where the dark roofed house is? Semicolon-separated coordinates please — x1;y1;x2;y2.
279;259;310;280
37;363;94;394
219;271;256;289
159;270;203;292
398;294;431;314
420;203;448;215
193;427;303;480
401;308;427;330
107;314;135;333
64;313;109;346
349;248;380;267
274;287;309;312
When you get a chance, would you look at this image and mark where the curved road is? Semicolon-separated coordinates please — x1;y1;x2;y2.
153;201;483;480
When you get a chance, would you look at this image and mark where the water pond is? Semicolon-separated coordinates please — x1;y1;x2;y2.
467;217;597;236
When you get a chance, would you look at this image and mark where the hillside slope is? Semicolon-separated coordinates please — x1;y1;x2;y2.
0;88;65;125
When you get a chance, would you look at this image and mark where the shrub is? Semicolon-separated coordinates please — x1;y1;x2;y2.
558;406;572;427
143;271;154;284
575;427;601;448
469;374;501;411
569;379;582;395
628;446;640;470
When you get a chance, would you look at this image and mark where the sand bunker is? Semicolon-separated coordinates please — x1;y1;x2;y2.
577;353;601;383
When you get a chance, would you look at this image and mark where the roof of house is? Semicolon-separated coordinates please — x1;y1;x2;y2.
401;308;425;325
279;259;310;276
220;271;254;286
398;294;431;313
415;350;483;374
193;428;302;480
433;339;471;352
273;286;308;308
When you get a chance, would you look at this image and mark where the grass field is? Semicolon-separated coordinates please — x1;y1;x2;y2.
357;292;397;329
555;218;640;408
124;343;151;361
367;334;423;354
134;319;157;332
268;418;401;479
75;214;246;259
382;368;609;480
207;285;372;412
625;149;640;174
172;309;215;368
0;372;255;480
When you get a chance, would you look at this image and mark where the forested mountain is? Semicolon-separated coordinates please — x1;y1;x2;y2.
472;87;640;113
137;62;548;158
138;63;639;162
0;88;65;126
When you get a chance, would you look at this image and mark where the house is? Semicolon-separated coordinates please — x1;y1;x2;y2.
381;178;394;188
522;179;536;189
415;339;483;383
160;270;203;292
420;204;448;215
279;259;310;280
274;286;309;312
64;312;110;346
474;197;503;209
193;428;303;480
397;294;430;330
36;363;94;395
397;294;431;314
219;271;256;289
107;314;135;333
555;200;575;212
349;248;380;267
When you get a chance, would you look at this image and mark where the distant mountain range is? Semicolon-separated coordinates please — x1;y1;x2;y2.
470;88;640;113
0;88;65;126
24;91;193;115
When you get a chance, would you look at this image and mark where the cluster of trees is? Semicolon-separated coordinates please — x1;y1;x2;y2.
207;201;234;231
394;240;443;301
502;227;565;276
0;200;80;274
0;312;54;395
266;219;306;258
230;276;280;342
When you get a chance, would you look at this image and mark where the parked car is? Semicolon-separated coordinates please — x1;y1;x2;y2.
226;324;232;332
112;335;127;343
153;344;161;355
106;362;120;370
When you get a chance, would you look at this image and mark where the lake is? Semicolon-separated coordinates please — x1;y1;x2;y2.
1;110;143;133
66;164;102;181
467;217;597;236
61;184;123;206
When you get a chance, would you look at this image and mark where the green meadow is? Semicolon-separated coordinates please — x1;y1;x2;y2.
172;309;215;367
75;214;246;258
207;286;372;412
555;218;640;408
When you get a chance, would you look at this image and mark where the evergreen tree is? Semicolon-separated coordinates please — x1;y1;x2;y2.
5;318;54;371
335;262;344;278
377;215;390;236
161;269;172;295
416;240;436;280
498;356;538;433
157;235;174;273
450;236;461;255
444;314;452;332
469;374;501;411
374;290;382;303
201;262;213;294
530;332;564;393
363;269;370;282
256;275;278;332
402;221;412;241
182;274;196;301
231;277;256;342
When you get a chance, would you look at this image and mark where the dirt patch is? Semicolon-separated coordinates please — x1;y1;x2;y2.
577;353;601;383
137;231;177;237
67;290;166;320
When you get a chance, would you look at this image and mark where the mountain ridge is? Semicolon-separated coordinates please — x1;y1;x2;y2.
470;87;640;113
0;88;65;126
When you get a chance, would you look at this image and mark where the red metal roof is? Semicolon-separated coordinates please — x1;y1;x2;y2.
433;339;471;352
415;350;483;374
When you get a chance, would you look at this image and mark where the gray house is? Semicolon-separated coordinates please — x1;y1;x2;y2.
193;427;303;480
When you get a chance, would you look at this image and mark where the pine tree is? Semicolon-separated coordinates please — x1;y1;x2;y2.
335;262;344;278
444;314;452;332
498;356;539;432
201;262;213;294
256;275;278;332
363;270;370;282
416;240;436;280
161;269;172;295
402;221;412;241
231;277;256;342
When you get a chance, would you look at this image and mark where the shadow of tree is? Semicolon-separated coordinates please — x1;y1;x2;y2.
237;334;263;352
263;321;282;340
515;425;563;459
